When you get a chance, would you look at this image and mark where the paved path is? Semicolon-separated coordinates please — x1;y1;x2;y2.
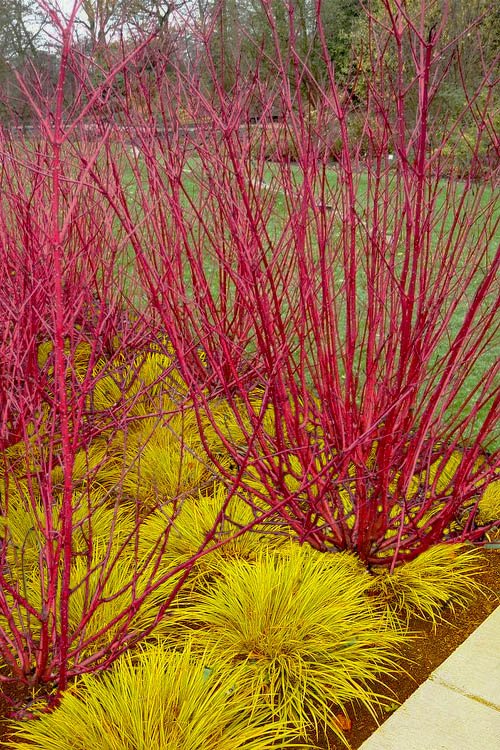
359;606;500;750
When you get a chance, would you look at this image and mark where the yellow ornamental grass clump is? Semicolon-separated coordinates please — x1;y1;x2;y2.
89;348;194;420
11;535;181;657
137;483;288;594
37;340;94;382
37;338;194;423
376;451;487;554
6;640;300;750
174;545;405;743
0;484;136;577
243;453;313;498
241;452;359;533
0;491;183;655
199;394;277;455
124;349;191;409
49;440;124;495
64;545;177;645
0;487;53;577
119;415;222;507
88;368;124;412
477;477;500;526
370;543;486;627
66;496;137;551
0;439;44;478
390;450;465;502
200;390;323;457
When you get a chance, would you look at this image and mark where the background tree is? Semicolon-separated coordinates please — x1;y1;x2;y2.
0;0;47;62
317;0;361;78
0;1;53;123
195;1;318;100
78;0;177;47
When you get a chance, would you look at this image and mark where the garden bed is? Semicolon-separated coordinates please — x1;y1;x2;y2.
0;550;498;749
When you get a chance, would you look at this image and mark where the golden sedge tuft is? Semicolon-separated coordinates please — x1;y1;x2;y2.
6;640;302;750
138;483;288;591
118;415;220;507
477;478;500;525
370;543;486;627
174;545;405;742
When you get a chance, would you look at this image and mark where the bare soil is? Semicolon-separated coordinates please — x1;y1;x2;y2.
1;550;498;749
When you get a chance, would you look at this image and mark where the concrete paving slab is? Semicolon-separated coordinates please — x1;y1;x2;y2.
358;679;500;750
432;605;500;709
359;606;500;750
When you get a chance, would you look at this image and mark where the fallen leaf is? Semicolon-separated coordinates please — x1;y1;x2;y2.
334;713;352;731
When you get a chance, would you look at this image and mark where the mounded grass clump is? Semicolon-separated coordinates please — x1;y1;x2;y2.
0;488;136;575
370;543;486;627
0;478;184;656
138;482;289;592
5;640;299;750
173;544;405;743
477;478;500;526
0;532;181;657
118;416;218;507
